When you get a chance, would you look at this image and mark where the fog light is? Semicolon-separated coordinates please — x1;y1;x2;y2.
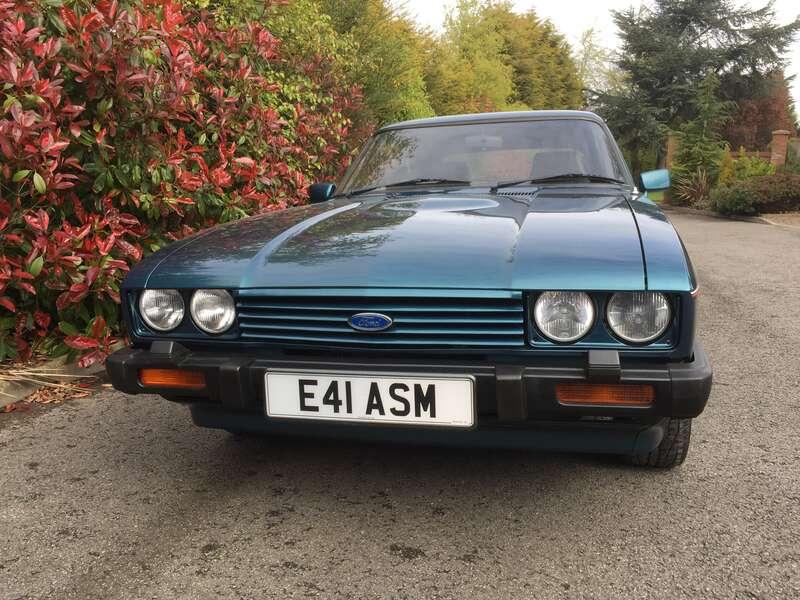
556;383;654;406
139;368;206;390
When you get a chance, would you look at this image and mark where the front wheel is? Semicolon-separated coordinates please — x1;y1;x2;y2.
626;418;692;468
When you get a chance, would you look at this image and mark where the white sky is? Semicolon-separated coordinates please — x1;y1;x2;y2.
399;0;800;111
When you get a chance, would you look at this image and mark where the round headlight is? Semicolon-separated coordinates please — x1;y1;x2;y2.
190;289;235;334
533;291;595;343
606;292;671;343
139;289;185;332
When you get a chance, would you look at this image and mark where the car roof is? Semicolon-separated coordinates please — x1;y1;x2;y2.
378;110;606;132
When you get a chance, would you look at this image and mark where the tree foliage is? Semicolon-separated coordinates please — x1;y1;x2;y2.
317;0;434;125
596;0;800;172
672;74;734;181
722;71;798;149
424;0;515;115
483;3;582;110
574;28;628;104
423;0;583;116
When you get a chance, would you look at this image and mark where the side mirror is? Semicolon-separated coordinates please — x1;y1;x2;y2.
640;169;671;191
308;182;335;204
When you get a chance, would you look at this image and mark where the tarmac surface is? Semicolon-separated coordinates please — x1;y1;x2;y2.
1;212;799;599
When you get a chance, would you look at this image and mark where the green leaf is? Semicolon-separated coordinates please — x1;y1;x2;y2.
12;169;30;182
58;321;80;336
48;13;67;34
33;172;46;194
98;97;113;117
0;339;18;362
28;256;44;277
49;343;72;358
142;49;158;65
92;172;107;193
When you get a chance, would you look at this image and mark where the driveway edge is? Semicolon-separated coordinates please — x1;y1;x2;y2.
0;356;109;409
660;204;769;224
661;205;800;230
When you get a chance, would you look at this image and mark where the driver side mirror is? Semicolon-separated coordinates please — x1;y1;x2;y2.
640;169;671;191
308;182;335;204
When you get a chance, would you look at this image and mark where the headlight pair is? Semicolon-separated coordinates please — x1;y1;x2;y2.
139;289;235;334
533;291;671;344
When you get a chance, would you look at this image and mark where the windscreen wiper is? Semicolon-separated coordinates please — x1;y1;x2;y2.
343;178;472;198
491;173;625;192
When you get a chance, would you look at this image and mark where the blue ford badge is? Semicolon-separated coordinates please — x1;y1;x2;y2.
348;312;393;332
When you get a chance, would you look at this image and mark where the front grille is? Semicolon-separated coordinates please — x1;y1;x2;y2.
236;290;525;348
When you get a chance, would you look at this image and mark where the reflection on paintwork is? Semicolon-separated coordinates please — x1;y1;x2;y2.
143;202;335;289
268;202;415;265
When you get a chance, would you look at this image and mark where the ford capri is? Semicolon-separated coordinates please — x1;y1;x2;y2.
107;111;712;468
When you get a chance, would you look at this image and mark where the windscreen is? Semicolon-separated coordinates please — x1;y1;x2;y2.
340;119;628;193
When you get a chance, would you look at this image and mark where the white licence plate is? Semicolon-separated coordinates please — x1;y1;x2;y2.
265;371;475;428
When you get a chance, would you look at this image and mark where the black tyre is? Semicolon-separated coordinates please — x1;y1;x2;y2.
626;418;692;468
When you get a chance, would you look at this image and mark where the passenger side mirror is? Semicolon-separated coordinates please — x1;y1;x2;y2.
308;182;335;204
640;169;671;191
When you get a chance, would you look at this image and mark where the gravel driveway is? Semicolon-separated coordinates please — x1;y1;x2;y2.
1;213;799;600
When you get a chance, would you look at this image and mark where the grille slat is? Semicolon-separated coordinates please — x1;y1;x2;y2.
236;292;525;348
240;323;524;336
237;303;522;313
238;312;523;325
240;333;523;346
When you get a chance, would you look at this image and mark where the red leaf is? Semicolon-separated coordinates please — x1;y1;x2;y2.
15;281;36;295
114;238;142;260
96;235;115;256
89;315;107;339
77;350;104;369
84;266;100;286
34;311;51;329
0;296;16;312
65;336;100;350
234;157;255;167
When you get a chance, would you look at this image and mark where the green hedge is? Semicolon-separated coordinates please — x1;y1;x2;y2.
709;173;800;216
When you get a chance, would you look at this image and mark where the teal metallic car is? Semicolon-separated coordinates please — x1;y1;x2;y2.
106;111;712;468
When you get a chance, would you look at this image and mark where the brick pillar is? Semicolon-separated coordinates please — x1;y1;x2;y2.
665;133;678;169
770;130;791;168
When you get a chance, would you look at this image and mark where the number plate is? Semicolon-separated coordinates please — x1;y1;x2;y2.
265;370;475;428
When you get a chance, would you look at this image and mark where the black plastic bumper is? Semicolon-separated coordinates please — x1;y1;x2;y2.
106;341;712;454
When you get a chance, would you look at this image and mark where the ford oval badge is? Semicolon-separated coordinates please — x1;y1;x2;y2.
348;312;393;332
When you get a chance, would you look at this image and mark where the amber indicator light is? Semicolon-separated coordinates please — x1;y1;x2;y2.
139;368;206;390
556;383;654;407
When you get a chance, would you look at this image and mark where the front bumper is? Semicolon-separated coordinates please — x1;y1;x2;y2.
106;342;712;454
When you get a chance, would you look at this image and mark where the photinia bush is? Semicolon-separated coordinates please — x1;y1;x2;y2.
0;0;366;366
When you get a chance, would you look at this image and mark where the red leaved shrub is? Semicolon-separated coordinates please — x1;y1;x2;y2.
0;0;366;366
